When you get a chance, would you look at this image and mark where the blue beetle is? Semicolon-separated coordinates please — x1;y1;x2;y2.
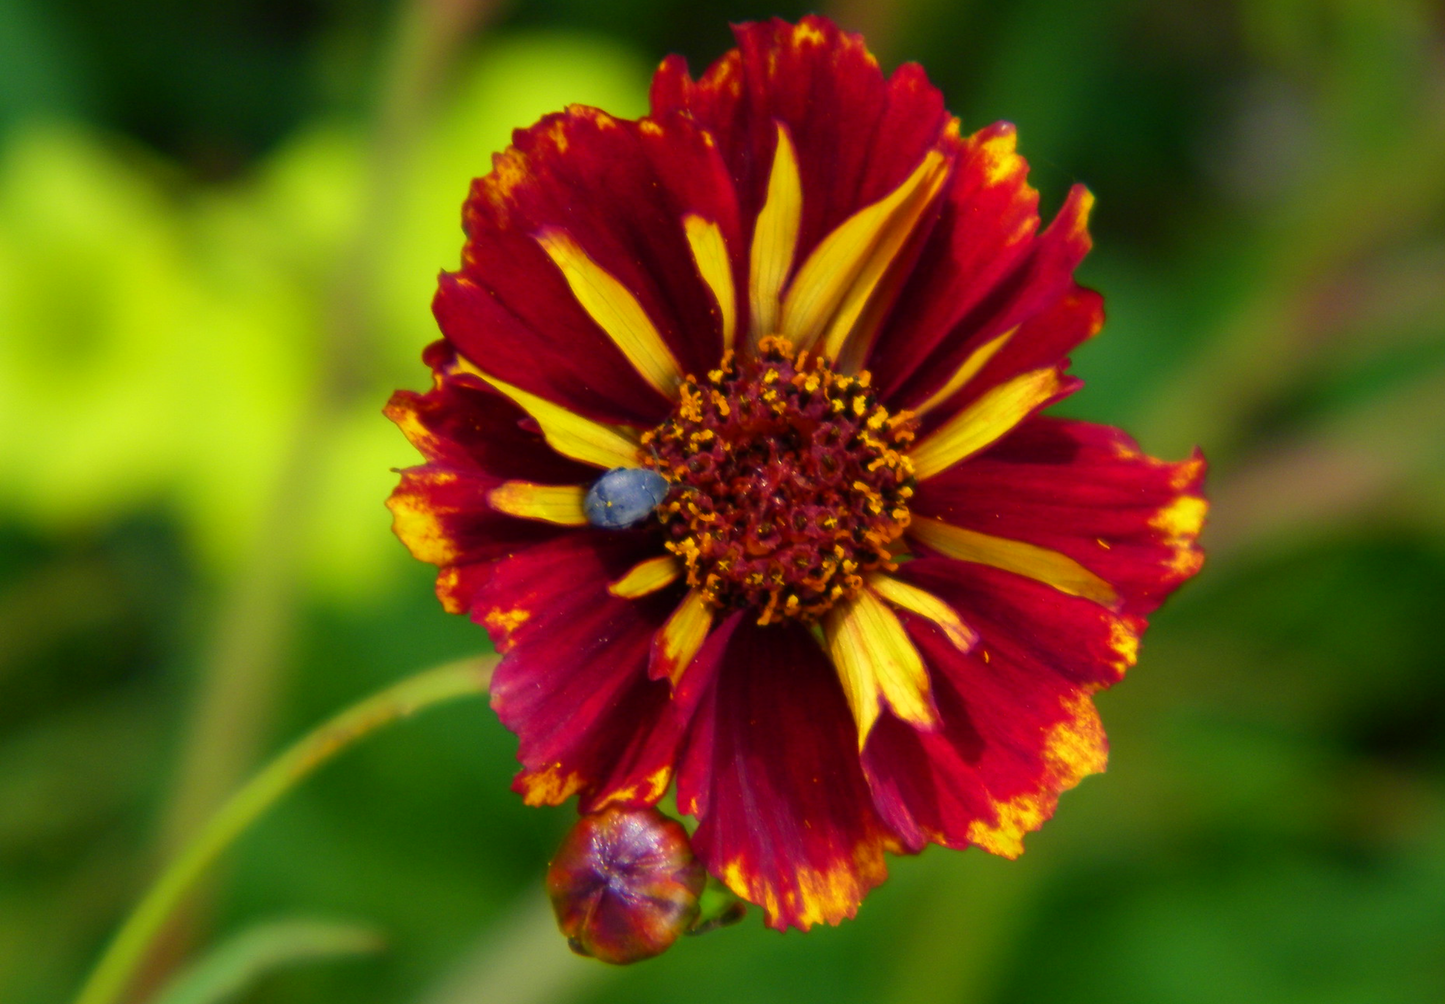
585;467;671;529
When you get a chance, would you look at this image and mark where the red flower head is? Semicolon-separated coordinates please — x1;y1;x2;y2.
387;16;1207;932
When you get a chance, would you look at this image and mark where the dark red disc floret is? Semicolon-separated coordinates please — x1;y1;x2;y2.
642;337;918;624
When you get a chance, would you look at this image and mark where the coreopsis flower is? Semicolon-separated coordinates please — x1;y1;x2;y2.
388;15;1206;933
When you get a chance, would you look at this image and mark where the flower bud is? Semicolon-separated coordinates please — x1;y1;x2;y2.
546;806;706;964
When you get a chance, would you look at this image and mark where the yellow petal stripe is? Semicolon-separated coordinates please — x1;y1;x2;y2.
608;554;683;598
486;482;589;525
684;214;737;351
825;587;938;750
865;571;977;653
654;588;713;685
908;367;1062;481
820;151;952;367
451;359;640;470
909;516;1118;607
748;123;802;344
535;227;683;397
914;327;1017;416
781;150;950;359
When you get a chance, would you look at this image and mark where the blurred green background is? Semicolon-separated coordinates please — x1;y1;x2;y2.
2;0;1444;1002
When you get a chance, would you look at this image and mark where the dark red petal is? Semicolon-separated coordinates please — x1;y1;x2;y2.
912;416;1208;616
387;340;597;484
874;173;1098;418
448;106;742;422
651;16;955;276
626;610;746;799
863;558;1128;854
385;343;600;613
862;122;1036;388
638;109;750;347
432;273;649;428
480;532;686;811
675;622;891;931
901;558;1142;691
386;464;565;586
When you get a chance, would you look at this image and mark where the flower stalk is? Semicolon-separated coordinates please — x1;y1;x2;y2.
149;1;506;989
73;656;496;1004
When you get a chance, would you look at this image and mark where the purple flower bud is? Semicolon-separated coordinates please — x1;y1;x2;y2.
546;806;706;964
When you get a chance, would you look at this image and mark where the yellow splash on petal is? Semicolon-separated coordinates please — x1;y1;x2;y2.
387;475;460;565
1167;546;1206;578
1150;483;1208;580
479;149;531;212
977;126;1025;186
1170;453;1206;491
483;605;531;637
518;762;586;806
1109;617;1141;675
546;117;572;149
435;567;466;615
1152;495;1208;538
384;397;440;455
793;20;828;47
593;766;673;810
719;836;888;931
909;368;1063;481
967;692;1108;858
1069;188;1096;239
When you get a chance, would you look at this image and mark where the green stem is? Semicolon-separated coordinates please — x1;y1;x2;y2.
73;657;496;1004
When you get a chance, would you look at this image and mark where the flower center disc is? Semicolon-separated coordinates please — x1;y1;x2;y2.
643;337;918;624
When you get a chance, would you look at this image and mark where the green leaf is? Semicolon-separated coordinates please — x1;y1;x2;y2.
147;917;385;1004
